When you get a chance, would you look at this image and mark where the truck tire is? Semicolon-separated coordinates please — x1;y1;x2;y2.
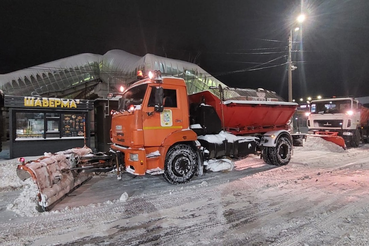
164;144;198;184
262;147;273;164
268;136;292;166
350;129;361;147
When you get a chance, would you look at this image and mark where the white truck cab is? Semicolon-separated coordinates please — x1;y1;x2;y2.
307;97;361;147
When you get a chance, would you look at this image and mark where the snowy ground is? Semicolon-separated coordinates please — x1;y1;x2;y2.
1;137;369;245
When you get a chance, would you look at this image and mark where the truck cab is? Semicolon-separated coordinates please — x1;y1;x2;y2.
110;72;199;183
307;97;361;147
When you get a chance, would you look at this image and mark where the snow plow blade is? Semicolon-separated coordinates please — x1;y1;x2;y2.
16;147;94;211
310;132;346;149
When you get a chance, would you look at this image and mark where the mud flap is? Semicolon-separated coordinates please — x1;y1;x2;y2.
16;147;93;211
196;148;204;176
311;132;347;149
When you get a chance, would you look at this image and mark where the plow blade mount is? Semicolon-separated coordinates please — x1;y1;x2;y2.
16;147;93;211
311;132;346;149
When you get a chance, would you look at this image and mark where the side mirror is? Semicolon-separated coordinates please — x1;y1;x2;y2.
154;87;164;112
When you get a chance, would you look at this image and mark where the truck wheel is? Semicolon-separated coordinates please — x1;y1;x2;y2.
164;144;198;184
262;147;272;164
350;129;361;147
269;136;292;166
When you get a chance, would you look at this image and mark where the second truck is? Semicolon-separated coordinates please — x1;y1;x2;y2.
307;97;369;148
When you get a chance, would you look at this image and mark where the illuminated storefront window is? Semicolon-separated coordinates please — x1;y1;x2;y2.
16;112;44;139
5;95;93;158
61;113;86;137
15;111;86;140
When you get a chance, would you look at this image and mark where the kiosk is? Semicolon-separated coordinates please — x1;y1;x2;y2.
5;96;93;158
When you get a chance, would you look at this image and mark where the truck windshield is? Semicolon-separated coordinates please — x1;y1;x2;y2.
118;84;148;111
310;99;352;114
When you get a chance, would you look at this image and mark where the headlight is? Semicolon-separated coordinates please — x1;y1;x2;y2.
129;104;135;111
346;110;354;116
129;153;139;161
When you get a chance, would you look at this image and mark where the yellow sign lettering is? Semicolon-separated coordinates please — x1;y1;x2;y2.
23;97;82;109
70;100;77;108
42;98;49;107
35;98;42;107
61;100;69;108
24;97;34;106
54;99;61;107
49;98;55;107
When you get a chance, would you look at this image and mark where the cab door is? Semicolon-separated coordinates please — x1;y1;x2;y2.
142;86;184;147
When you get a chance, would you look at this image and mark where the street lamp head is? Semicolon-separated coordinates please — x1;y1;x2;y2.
297;14;306;23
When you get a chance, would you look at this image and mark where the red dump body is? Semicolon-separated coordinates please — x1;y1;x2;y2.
188;91;297;135
360;106;369;127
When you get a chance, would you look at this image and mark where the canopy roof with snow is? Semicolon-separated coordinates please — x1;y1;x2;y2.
0;50;284;101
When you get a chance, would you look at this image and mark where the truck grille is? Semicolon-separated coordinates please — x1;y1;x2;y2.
314;120;343;128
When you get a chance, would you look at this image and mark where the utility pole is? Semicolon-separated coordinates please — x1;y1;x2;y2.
288;13;306;102
288;29;293;102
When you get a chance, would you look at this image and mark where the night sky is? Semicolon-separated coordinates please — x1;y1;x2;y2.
1;0;369;101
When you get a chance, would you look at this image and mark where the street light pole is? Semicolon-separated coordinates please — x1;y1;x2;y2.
288;29;293;102
287;13;306;102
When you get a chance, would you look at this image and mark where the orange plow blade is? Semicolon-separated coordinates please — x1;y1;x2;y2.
311;132;346;149
16;147;93;211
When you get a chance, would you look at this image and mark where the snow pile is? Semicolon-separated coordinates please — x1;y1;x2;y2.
146;150;160;158
198;131;256;144
1;157;45;217
6;178;40;217
0;159;25;191
304;136;346;153
55;146;93;156
205;158;234;172
190;124;202;129
119;192;129;202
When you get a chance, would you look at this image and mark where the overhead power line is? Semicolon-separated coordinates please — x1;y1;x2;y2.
215;55;287;77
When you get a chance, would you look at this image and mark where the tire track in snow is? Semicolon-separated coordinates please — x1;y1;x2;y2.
271;189;369;246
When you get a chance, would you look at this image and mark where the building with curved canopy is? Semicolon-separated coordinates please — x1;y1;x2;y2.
0;49;283;101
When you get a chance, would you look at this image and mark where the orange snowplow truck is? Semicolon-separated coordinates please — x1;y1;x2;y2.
15;71;298;211
110;71;298;184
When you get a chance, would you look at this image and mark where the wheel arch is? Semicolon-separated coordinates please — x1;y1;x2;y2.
159;129;198;156
260;130;292;148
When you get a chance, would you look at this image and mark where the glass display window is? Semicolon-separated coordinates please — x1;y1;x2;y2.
15;111;87;140
62;113;86;138
16;112;44;139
